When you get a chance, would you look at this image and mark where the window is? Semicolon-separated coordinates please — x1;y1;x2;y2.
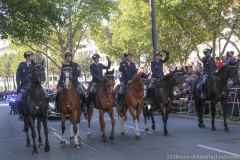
49;77;52;81
54;77;57;81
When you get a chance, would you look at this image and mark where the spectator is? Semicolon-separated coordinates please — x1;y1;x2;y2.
215;57;223;69
226;51;237;64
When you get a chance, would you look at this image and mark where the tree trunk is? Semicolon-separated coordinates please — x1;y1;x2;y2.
13;75;16;90
212;31;217;58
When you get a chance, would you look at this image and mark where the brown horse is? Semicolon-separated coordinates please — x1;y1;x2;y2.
86;69;115;142
115;72;149;139
58;66;82;148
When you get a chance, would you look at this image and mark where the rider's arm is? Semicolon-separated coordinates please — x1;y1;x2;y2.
101;59;111;69
16;63;22;87
201;54;210;63
57;69;63;88
162;51;169;63
130;63;137;79
72;64;80;81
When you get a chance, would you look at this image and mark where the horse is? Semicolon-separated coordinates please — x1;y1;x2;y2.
58;66;82;148
115;72;149;139
86;69;115;142
192;61;239;132
22;61;50;154
143;68;184;136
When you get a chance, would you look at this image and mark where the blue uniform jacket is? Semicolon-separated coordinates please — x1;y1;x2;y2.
201;55;217;75
57;62;80;88
16;62;34;89
151;53;169;78
226;56;237;64
90;61;111;83
119;61;137;84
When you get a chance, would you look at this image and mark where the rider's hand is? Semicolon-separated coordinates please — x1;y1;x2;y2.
106;56;111;62
162;50;169;54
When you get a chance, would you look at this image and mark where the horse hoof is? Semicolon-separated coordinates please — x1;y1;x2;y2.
87;134;91;138
164;132;169;136
225;128;230;132
152;125;156;130
70;136;74;141
75;144;80;149
212;127;217;131
60;141;66;145
121;132;125;136
135;135;141;140
44;144;50;152
39;143;43;148
198;124;205;128
109;135;114;140
26;143;31;148
103;138;108;143
145;128;149;131
32;150;38;155
77;136;81;141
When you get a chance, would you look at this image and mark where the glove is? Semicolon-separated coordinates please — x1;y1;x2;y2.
162;50;169;54
106;56;111;62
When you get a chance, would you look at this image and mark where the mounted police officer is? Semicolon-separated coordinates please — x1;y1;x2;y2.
116;52;137;110
144;50;169;106
88;53;111;107
199;48;217;98
16;51;49;121
56;52;85;108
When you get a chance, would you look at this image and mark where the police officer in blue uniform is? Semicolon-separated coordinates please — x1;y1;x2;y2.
88;53;111;107
16;51;49;121
200;48;217;98
56;52;85;107
116;52;137;110
145;50;169;106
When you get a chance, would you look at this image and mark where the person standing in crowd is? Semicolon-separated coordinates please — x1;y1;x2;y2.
215;57;223;69
226;51;237;64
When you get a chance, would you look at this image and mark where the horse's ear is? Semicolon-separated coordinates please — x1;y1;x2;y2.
41;59;45;66
112;68;114;73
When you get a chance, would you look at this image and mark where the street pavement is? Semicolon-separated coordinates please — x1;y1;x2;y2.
0;101;240;160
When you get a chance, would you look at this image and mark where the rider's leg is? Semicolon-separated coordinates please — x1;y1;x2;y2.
55;88;62;112
201;75;207;99
88;83;97;108
16;89;25;121
76;84;86;112
116;83;126;110
144;79;155;107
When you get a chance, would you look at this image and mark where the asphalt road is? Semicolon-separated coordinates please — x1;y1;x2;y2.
0;101;240;160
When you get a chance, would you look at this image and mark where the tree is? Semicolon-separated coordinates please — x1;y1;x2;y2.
0;0;62;43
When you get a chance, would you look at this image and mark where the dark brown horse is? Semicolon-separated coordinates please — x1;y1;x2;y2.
115;72;149;139
58;67;82;148
143;68;184;136
86;69;115;142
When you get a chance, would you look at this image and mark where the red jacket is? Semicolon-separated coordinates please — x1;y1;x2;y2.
216;62;223;69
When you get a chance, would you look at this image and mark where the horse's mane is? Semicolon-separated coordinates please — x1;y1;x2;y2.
213;64;229;75
162;70;175;80
132;73;142;81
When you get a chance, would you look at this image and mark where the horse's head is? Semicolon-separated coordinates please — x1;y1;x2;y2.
104;69;115;94
228;60;239;84
62;66;73;89
32;60;46;84
132;72;150;97
173;68;184;92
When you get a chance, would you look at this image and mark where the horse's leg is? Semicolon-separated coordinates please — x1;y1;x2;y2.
135;104;143;139
87;107;93;137
70;124;74;140
77;109;81;141
28;117;38;154
42;116;50;152
36;118;43;148
163;102;172;136
150;107;156;130
73;122;80;148
108;107;115;140
60;113;66;145
211;101;217;131
99;109;107;142
222;100;230;132
128;107;140;139
195;97;205;128
159;104;168;136
143;107;149;131
24;117;31;148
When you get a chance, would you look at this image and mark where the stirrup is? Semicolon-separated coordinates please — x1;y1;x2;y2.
201;92;206;99
82;106;87;113
18;115;24;121
90;102;94;108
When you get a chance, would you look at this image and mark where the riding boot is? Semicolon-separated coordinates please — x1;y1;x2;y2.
81;95;87;113
88;93;95;108
17;102;24;121
144;88;152;107
116;94;123;110
201;83;206;99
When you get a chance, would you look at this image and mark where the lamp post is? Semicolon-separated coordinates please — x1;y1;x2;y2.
149;0;158;60
68;0;72;54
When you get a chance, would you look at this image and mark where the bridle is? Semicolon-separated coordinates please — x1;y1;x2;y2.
62;67;72;88
33;64;45;83
103;74;115;94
